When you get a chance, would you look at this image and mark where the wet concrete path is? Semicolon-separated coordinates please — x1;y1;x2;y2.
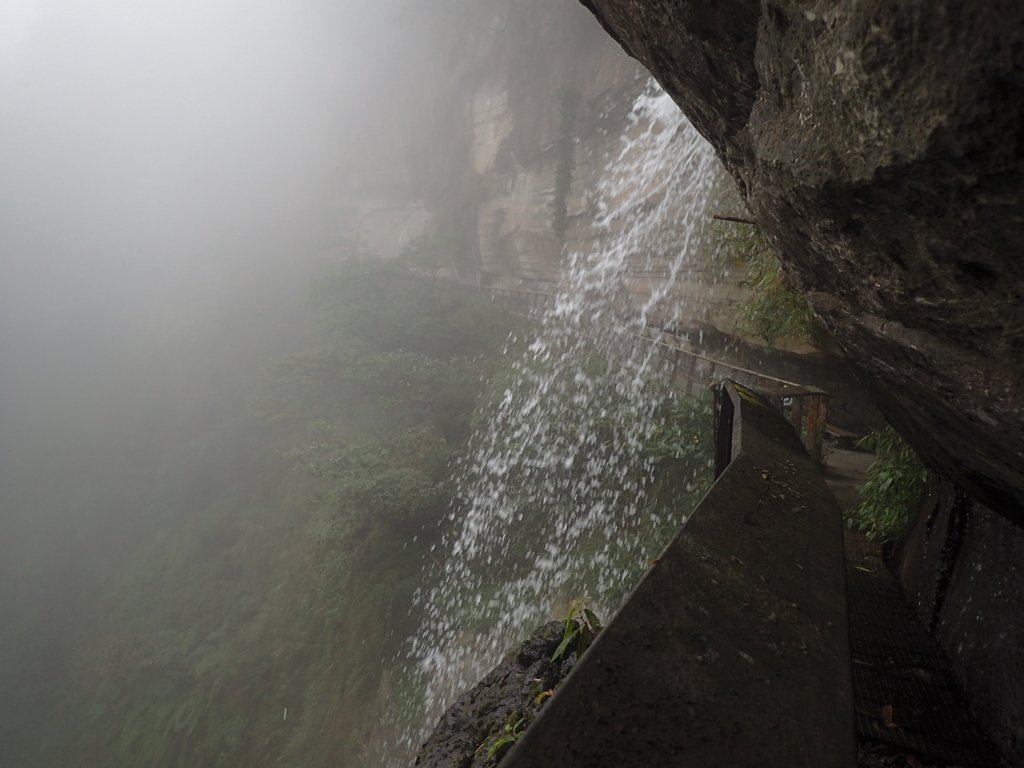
824;449;1000;768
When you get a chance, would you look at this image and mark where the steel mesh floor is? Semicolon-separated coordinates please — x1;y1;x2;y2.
844;530;998;768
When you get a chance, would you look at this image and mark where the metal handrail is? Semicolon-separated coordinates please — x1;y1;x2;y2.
630;329;821;392
473;283;830;460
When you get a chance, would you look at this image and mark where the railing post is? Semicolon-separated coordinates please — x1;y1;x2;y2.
804;396;819;456
789;396;804;443
685;354;697;396
713;383;735;479
814;393;829;462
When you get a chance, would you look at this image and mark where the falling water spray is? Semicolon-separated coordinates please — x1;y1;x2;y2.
395;82;729;759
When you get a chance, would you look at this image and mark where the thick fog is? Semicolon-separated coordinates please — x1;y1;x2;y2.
0;1;613;765
0;0;431;573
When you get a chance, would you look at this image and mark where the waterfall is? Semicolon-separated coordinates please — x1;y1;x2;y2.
394;81;729;759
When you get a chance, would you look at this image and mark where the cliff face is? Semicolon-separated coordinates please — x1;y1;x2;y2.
347;0;648;273
459;1;646;284
355;0;757;338
580;0;1024;522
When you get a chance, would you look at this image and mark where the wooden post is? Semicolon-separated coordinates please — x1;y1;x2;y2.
685;354;698;395
669;348;681;386
803;396;819;456
789;396;804;442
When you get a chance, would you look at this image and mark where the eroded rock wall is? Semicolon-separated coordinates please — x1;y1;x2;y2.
898;483;1024;765
579;0;1024;522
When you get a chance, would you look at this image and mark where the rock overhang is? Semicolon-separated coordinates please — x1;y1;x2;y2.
580;0;1024;520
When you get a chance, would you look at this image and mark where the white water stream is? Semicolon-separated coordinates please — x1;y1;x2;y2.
393;82;730;760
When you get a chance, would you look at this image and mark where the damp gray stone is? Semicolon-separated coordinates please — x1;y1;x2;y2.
578;0;1024;522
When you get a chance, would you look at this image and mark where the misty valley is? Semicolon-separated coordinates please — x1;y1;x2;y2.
1;2;728;763
6;0;1020;766
0;258;712;766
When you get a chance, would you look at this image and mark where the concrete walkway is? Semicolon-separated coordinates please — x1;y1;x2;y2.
502;384;856;768
823;449;999;768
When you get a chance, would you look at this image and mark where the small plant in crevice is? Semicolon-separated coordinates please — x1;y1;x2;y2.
471;606;604;764
483;714;527;762
551;87;579;241
848;427;932;541
551;602;603;663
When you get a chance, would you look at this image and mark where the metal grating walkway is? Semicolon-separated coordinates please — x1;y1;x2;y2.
844;531;998;767
823;447;1000;768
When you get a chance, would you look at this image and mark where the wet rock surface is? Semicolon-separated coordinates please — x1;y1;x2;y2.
414;622;577;767
579;0;1024;522
897;481;1024;766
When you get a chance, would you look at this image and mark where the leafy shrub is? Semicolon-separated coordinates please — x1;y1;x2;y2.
719;223;816;346
398;232;455;281
644;393;713;464
310;260;511;359
348;467;447;526
286;262;514;645
848;427;931;541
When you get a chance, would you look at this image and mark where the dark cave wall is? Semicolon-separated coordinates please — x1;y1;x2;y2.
898;485;1024;765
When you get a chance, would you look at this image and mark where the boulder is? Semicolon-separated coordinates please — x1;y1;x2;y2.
414;621;578;767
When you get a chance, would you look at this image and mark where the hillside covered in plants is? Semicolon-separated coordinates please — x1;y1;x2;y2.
0;261;515;767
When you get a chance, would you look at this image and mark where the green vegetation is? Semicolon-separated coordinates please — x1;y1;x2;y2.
260;261;514;757
484;714;527;761
848;427;932;541
551;602;603;662
399;230;462;282
644;393;714;464
475;603;602;764
2;255;718;768
0;260;513;768
719;222;816;346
